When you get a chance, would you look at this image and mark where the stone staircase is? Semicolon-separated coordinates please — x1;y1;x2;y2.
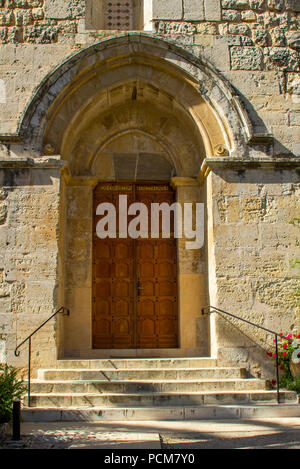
22;357;300;421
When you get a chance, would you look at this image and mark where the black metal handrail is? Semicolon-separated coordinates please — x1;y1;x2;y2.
202;305;294;404
14;306;70;407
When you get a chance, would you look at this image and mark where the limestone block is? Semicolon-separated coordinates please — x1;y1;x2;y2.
67;187;92;219
228;23;251;36
23;24;58;43
44;0;72;20
267;0;284;11
230;46;264;70
215;248;242;277
241;10;257;20
32;8;44;20
253;28;271;46
289;110;300;126
260;222;299;250
241;251;289;278
222;0;250;9
184;0;205;20
241;196;266;222
216;277;254;309
27;0;44;8
222;9;242;21
153;0;183;20
16;9;34;26
0;9;14;26
204;0;222;21
178;240;204;275
65;261;91;287
266;47;300;71
249;0;267;11
67;237;90;262
217;347;249;363
255;278;299;309
271;28;286;47
0;295;11;315
214;224;260;248
157;21;197;36
196;23;218;35
286;0;300;12
288;32;300;50
15;0;42;6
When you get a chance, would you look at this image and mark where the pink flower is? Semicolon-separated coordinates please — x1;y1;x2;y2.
287;334;292;339
282;352;287;357
273;353;277;358
282;343;287;349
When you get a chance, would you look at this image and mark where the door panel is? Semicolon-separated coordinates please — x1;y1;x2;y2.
92;182;178;349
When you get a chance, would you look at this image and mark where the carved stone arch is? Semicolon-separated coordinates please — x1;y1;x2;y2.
19;33;254;168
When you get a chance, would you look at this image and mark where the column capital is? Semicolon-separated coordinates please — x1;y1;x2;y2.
170;177;199;188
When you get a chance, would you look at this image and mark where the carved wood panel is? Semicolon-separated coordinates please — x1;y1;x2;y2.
92;182;178;349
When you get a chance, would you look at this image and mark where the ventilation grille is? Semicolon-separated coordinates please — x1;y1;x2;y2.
104;0;133;30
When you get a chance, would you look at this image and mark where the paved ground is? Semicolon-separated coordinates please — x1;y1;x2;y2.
2;418;300;449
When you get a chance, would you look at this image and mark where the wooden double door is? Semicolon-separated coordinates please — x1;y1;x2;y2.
92;182;179;349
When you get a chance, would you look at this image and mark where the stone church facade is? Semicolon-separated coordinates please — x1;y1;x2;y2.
0;0;299;379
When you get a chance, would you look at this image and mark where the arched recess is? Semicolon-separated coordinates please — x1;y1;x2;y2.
19;33;253;164
18;34;254;358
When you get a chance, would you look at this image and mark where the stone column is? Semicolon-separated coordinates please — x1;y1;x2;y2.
62;176;97;358
171;177;209;356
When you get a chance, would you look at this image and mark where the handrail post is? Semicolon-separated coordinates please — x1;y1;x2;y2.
275;334;280;404
14;307;70;408
28;336;31;408
203;306;291;405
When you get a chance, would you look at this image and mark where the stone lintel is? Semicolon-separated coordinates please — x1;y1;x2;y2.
0;156;66;169
199;157;300;180
0;134;22;144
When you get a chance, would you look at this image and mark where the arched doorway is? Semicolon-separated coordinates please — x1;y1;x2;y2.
19;34;253;358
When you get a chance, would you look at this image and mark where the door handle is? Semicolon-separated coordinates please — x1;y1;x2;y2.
137;281;144;297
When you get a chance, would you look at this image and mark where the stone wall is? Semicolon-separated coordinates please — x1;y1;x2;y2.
0;0;299;370
207;166;300;376
0;0;299;151
0;165;61;369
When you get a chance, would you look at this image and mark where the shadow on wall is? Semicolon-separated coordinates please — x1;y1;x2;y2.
234;90;296;158
213;167;300;185
215;314;276;380
0;168;58;187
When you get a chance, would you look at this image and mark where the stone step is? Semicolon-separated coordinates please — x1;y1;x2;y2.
37;367;246;381
22;403;300;422
54;358;219;369
29;378;266;394
23;390;297;408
